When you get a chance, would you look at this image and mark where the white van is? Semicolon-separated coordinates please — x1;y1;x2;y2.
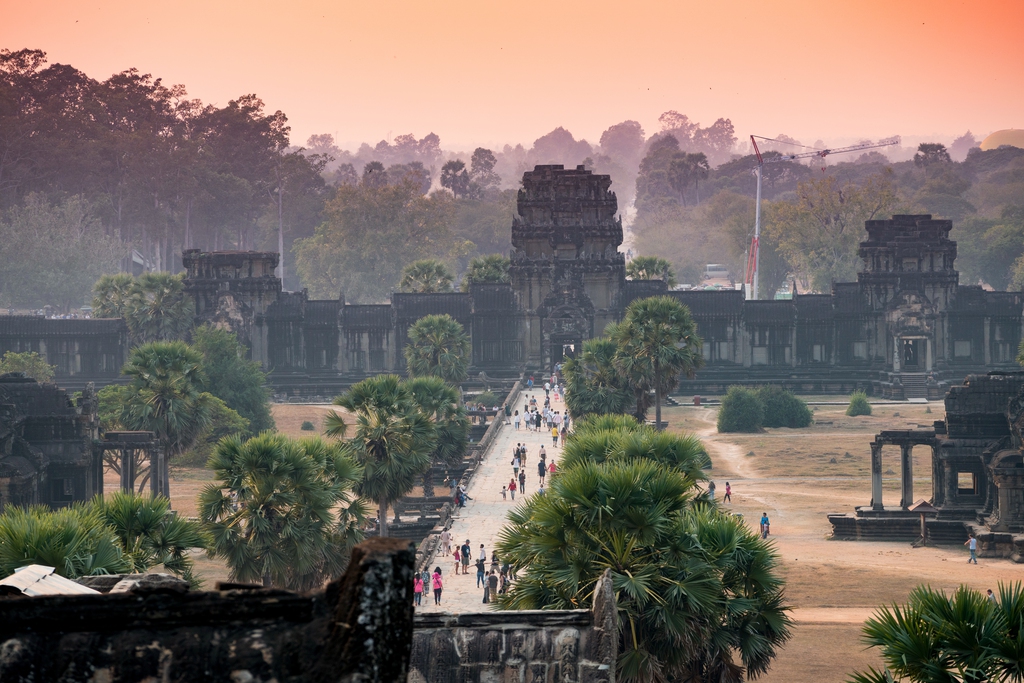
703;264;729;281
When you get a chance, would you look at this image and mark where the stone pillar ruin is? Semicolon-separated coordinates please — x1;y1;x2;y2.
871;443;883;510
900;443;914;509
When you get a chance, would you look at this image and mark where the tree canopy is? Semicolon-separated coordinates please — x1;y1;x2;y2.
403;314;470;384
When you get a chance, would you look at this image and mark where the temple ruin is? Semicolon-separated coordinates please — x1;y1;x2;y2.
829;372;1024;560
0;168;1021;401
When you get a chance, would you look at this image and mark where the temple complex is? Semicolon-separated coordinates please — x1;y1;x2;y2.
0;167;1021;401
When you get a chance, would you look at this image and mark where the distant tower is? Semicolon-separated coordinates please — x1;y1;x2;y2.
182;250;281;364
511;165;625;370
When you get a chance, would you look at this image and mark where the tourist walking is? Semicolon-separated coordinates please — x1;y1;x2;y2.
440;528;451;555
987;588;996;602
452;546;461;573
501;485;507;500
519;470;526;495
538;458;546;484
965;533;978;564
476;557;486;587
549;460;556;476
514;411;521;430
724;482;732;503
508;478;517;500
760;512;770;539
552;425;559;446
485;570;498;603
413;574;423;605
512;453;520;478
461;540;472;574
432;567;443;605
708;481;716;500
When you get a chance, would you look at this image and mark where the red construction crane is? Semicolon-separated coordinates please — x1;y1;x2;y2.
744;135;901;299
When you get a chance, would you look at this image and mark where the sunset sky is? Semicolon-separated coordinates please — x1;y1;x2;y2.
5;0;1022;151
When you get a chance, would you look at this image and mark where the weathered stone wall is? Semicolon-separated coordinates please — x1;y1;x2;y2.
0;537;417;683
409;570;617;683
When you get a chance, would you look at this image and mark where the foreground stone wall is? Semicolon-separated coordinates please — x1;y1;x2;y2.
0;538;416;683
409;570;617;683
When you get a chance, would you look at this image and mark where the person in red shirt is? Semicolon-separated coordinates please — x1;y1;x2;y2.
548;460;556;476
508;477;517;500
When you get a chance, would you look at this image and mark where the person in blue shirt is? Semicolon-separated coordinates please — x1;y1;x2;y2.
760;513;770;539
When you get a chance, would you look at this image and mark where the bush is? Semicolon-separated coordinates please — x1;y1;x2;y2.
757;386;813;428
846;391;872;416
300;420;316;431
473;391;499;406
717;386;764;433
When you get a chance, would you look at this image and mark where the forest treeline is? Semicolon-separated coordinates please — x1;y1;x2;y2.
2;47;1023;308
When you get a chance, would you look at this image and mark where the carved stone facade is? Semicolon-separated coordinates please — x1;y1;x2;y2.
2;173;1022;398
0;375;102;511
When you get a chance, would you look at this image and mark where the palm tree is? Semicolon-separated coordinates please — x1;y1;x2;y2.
460;254;510;291
559;423;710;483
613;296;704;430
406;376;469;495
90;491;207;584
399;260;455;293
0;505;131;579
327;375;436;537
119;341;214;496
625;256;677;288
126;273;195;344
199;433;368;590
851;583;1024;683
495;458;790;683
404;314;470;384
92;273;136;318
562;337;635;419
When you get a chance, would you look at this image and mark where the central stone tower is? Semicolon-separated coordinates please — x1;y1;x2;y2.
511;165;625;371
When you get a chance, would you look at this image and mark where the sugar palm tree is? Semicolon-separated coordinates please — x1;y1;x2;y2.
326;375;436;537
613;296;703;430
562;337;635;419
495;457;790;682
850;583;1024;683
90;491;207;583
559;424;710;484
199;433;368;590
460;254;510;291
403;314;470;385
399;259;455;293
91;273;136;318
625;256;677;288
120;341;214;496
125;272;196;344
406;376;469;496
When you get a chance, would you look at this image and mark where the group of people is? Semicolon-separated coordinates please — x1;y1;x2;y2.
413;531;516;606
446;476;471;508
505;442;556;499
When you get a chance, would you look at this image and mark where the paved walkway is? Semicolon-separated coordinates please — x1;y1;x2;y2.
416;389;565;612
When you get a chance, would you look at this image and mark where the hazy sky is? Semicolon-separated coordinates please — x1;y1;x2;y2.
5;0;1022;151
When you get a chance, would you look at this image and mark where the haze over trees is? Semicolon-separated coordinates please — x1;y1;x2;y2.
4;47;1024;307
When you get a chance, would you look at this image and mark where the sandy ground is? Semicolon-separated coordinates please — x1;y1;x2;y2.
667;402;1024;682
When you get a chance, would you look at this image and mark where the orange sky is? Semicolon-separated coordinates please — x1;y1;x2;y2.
4;0;1022;150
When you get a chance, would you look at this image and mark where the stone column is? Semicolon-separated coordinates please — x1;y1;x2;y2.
926;338;933;372
900;443;913;509
871;443;883;510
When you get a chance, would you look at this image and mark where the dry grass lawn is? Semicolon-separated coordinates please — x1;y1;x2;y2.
663;400;1022;683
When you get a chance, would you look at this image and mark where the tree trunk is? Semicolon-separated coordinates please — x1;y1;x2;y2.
378;496;389;537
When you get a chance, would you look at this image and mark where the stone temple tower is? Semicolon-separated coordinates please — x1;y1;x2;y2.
511;165;625;371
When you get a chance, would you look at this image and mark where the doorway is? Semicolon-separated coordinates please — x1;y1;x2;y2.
902;339;921;369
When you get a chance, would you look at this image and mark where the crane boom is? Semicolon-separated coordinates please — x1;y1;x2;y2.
745;134;901;300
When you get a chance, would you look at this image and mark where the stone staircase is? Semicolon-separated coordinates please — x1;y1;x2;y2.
901;373;928;399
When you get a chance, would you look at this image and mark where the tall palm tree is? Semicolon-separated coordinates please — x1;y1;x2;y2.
399;259;455;293
613;296;704;430
559;424;710;484
625;256;677;288
562;337;635;419
851;583;1024;683
120;341;214;496
326;375;436;537
199;433;367;590
403;314;470;385
92;273;136;318
406;376;469;495
126;273;196;344
460;254;510;291
495;458;790;683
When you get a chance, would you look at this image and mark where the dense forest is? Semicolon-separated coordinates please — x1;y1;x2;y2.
2;47;1022;308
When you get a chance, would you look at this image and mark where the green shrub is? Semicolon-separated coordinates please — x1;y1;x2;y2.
757;385;813;428
846;391;872;416
300;420;316;431
717;386;764;433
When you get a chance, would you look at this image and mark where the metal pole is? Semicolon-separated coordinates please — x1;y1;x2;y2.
753;164;763;300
